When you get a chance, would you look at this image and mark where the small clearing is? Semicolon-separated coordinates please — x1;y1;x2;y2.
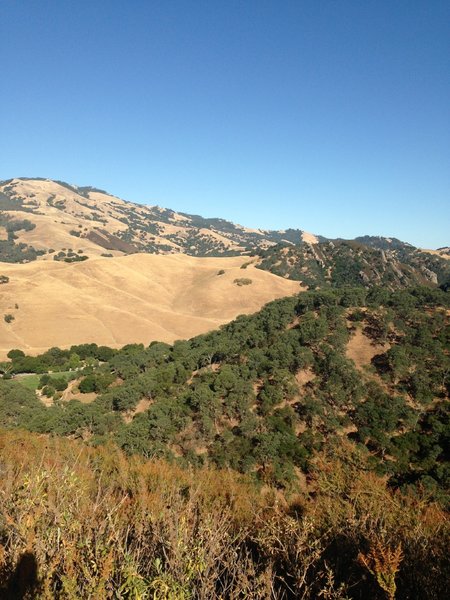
295;368;316;387
346;327;389;370
60;379;98;403
123;398;152;423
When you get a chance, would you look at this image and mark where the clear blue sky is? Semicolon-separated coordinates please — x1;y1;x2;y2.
1;1;449;248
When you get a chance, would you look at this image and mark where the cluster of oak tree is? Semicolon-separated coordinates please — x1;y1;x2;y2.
1;285;448;503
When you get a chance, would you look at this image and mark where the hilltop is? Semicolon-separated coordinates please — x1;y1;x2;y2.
0;177;318;260
1;177;448;291
1;177;449;356
0;179;449;598
256;237;450;290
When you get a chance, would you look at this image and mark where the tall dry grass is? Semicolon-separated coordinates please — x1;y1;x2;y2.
0;430;447;599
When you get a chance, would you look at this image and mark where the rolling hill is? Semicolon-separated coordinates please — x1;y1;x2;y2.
0;179;448;598
0;177;318;259
2;284;448;500
1;178;448;290
0;253;301;358
1;177;448;356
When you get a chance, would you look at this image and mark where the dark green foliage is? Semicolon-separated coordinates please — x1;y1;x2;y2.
0;186;38;212
5;343;117;375
0;213;43;263
353;382;411;449
0;380;46;427
0;240;44;263
257;240;450;290
79;373;114;394
53;250;89;263
316;347;363;408
0;191;21;211
7;349;25;360
42;385;56;398
1;286;449;495
51;378;68;392
5;218;35;235
38;374;51;388
37;374;69;393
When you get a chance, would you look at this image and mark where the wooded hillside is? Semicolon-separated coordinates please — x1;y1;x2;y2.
2;286;448;501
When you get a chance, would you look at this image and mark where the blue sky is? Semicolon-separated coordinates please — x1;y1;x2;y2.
1;1;449;248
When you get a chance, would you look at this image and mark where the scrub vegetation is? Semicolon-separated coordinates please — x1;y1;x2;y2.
0;285;449;597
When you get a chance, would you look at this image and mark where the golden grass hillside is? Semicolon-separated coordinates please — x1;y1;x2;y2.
0;254;302;358
0;178;319;258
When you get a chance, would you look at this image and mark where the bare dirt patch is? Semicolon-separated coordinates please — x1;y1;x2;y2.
38;390;53;407
301;231;319;244
59;379;98;403
346;327;389;370
123;398;152;423
295;368;316;387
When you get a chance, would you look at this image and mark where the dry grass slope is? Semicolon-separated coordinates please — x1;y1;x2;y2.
0;254;302;358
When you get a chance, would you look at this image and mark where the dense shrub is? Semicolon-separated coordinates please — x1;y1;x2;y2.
0;430;447;599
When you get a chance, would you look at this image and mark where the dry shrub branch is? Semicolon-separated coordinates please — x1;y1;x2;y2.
0;430;448;599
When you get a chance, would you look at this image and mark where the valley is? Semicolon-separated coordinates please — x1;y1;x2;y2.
0;177;448;599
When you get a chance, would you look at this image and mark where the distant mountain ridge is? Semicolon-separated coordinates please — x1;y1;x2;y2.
0;177;448;290
0;177;318;260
